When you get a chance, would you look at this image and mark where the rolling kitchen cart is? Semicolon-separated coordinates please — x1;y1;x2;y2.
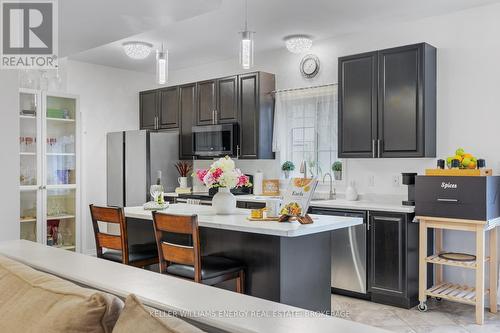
417;215;499;324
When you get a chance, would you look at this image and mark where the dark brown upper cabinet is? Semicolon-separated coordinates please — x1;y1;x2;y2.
139;90;157;130
338;43;436;158
196;76;239;126
238;72;275;160
196;80;217;125
139;71;275;160
179;83;197;160
140;87;179;130
159;86;179;129
338;52;378;158
217;75;239;123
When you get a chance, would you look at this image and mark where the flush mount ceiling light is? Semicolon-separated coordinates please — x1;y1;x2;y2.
284;35;313;54
122;41;153;59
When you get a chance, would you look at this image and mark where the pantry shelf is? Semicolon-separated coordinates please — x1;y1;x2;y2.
46;215;75;220
46;153;75;156
46;117;75;123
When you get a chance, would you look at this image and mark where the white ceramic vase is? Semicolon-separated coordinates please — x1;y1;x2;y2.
178;177;188;188
212;187;236;215
345;181;358;201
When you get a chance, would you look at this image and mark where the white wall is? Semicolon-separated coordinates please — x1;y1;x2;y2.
0;70;20;241
60;60;154;254
164;3;500;295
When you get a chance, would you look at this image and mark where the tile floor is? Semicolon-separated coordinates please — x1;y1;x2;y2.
331;295;500;332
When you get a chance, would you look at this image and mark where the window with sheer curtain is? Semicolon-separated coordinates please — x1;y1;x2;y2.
272;85;338;179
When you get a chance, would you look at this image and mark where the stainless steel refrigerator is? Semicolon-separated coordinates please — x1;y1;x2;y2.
106;130;179;207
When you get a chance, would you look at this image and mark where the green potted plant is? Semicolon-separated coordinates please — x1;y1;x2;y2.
332;161;342;181
281;161;295;179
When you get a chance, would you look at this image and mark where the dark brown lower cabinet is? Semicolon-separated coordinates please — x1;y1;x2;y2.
369;211;426;308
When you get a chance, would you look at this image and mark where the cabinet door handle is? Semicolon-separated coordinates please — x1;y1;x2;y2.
377;139;381;158
373;216;402;222
214;109;218;124
372;139;376;158
236;145;240;159
437;198;459;203
212;110;215;124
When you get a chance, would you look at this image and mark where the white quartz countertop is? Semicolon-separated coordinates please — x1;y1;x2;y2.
0;240;386;333
235;195;414;213
166;193;414;213
309;199;414;213
125;203;362;237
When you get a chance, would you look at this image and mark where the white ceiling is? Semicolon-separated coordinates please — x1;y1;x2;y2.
59;0;222;57
67;0;500;73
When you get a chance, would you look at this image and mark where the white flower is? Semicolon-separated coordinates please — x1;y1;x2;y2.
219;170;238;188
212;156;234;173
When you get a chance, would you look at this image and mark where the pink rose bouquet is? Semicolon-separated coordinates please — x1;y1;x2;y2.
195;156;251;189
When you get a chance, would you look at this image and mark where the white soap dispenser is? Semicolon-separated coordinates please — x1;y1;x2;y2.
346;180;358;201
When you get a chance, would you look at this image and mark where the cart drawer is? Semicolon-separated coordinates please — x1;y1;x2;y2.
415;176;500;220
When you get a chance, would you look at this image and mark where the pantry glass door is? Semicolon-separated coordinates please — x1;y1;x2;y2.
43;93;79;251
19;90;42;242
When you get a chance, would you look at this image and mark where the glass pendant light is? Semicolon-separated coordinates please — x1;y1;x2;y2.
239;0;254;69
156;43;168;85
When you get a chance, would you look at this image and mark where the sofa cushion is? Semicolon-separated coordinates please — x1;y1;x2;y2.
113;294;204;333
0;254;123;333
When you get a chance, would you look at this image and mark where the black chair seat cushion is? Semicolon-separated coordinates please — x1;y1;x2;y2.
166;256;243;281
102;242;157;263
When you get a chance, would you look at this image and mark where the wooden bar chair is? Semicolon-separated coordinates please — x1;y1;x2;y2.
152;211;245;293
89;205;159;268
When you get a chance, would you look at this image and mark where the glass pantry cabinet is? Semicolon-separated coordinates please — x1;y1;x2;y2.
19;89;80;252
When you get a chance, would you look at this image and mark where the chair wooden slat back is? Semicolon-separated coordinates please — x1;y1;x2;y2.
152;212;201;282
89;205;129;263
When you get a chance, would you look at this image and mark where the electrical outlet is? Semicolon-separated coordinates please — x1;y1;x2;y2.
368;174;375;187
392;175;400;187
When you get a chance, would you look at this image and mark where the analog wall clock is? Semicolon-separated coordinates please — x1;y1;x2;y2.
300;54;320;78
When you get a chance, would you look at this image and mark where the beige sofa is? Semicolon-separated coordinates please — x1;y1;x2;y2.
0;255;204;333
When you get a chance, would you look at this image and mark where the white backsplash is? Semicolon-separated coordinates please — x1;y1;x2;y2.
192;158;280;192
192;157;432;204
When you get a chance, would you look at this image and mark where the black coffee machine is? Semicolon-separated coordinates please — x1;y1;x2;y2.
402;172;417;206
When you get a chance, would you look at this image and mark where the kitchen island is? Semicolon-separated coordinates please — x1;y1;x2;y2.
124;204;362;313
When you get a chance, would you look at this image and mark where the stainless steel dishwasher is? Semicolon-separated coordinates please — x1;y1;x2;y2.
310;208;368;297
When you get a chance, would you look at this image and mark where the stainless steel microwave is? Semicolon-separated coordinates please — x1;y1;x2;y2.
192;123;239;157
